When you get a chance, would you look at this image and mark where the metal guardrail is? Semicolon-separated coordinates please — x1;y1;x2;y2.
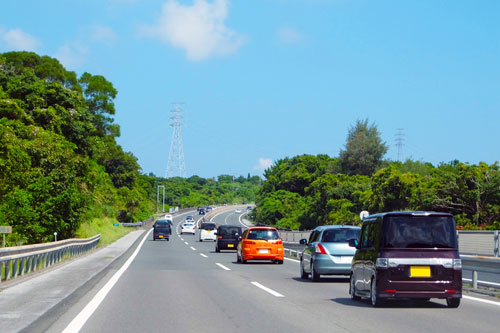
0;234;101;283
461;255;500;288
279;230;500;257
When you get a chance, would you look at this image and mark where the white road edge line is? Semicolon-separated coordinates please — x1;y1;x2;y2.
190;246;196;251
62;228;153;333
251;281;285;297
463;295;500;306
284;257;300;263
216;263;231;271
200;253;208;258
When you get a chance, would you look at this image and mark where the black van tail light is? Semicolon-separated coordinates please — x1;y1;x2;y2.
218;236;222;240
315;243;327;255
453;259;462;269
376;258;388;268
385;289;396;293
445;290;457;294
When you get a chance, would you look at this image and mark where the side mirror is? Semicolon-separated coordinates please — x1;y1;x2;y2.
299;239;307;245
348;239;358;248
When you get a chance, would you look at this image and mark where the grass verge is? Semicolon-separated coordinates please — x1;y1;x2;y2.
75;217;135;248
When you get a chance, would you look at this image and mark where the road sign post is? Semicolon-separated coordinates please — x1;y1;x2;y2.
0;226;12;248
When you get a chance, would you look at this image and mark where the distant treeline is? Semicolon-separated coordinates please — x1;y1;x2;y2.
251;123;500;231
0;51;259;245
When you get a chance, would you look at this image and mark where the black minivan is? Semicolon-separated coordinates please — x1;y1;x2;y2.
153;219;172;241
215;225;243;252
349;211;462;307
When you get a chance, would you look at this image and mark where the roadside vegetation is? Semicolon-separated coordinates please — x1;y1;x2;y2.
0;51;259;246
251;120;500;231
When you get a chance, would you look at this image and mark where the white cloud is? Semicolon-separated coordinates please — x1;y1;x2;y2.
139;0;245;61
277;26;303;44
254;158;273;172
0;28;40;51
54;42;89;70
90;25;118;43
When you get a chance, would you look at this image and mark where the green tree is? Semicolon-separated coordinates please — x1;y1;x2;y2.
339;119;388;176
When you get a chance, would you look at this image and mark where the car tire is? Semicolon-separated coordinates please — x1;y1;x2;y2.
300;259;308;279
446;298;460;308
349;274;360;301
277;260;284;264
370;278;384;307
216;246;220;253
310;262;320;282
200;239;203;242
241;254;247;264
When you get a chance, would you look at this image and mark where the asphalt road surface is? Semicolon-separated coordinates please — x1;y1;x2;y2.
38;211;500;333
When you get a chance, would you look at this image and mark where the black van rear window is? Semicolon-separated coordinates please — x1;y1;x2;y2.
382;215;457;249
322;229;360;243
219;227;241;236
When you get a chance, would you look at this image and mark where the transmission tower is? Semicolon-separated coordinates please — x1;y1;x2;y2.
165;104;186;178
395;128;405;162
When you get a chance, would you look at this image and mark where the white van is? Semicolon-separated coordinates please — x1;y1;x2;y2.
199;222;217;242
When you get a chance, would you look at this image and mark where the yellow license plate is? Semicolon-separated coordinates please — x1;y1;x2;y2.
228;244;234;247
159;235;163;238
410;266;430;277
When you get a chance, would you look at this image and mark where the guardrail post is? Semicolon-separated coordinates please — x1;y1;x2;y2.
5;260;11;280
472;271;478;289
494;230;499;257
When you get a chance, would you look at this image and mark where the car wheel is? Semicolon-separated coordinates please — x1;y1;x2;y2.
310;262;320;282
277;260;284;264
300;259;308;279
241;254;247;264
370;278;384;307
349;274;360;300
200;239;203;242
446;298;460;308
216;246;220;253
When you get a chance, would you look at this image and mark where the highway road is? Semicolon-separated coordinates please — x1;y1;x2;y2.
33;210;500;332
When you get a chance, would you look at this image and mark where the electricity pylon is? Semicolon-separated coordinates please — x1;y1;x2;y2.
165;104;186;178
395;128;404;162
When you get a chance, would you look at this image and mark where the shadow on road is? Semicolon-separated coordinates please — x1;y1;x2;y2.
291;276;350;283
332;297;448;308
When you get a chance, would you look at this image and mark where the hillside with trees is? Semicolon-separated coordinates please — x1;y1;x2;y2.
0;52;260;246
251;120;500;231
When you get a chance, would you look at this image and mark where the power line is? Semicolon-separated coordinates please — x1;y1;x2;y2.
165;103;186;178
395;128;404;162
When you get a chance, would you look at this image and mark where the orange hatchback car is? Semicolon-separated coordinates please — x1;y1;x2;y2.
237;227;284;264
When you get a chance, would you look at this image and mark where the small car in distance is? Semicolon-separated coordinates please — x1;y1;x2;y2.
299;225;361;282
199;222;217;242
181;222;196;235
349;211;462;308
235;209;242;213
153;219;172;241
237;227;284;264
198;208;205;215
216;225;242;252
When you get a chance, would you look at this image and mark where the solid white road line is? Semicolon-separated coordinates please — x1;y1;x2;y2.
216;263;231;271
190;246;196;251
464;295;500;306
62;229;153;333
251;282;285;297
462;278;500;287
200;253;208;258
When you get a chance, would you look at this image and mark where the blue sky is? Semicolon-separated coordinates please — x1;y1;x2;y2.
1;0;499;178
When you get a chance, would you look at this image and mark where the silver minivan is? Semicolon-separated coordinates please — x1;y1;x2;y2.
300;225;361;281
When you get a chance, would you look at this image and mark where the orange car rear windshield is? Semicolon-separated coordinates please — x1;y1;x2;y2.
247;230;279;240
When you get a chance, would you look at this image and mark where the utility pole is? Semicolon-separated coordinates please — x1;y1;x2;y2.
157;185;165;213
165;103;186;178
395;128;405;162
